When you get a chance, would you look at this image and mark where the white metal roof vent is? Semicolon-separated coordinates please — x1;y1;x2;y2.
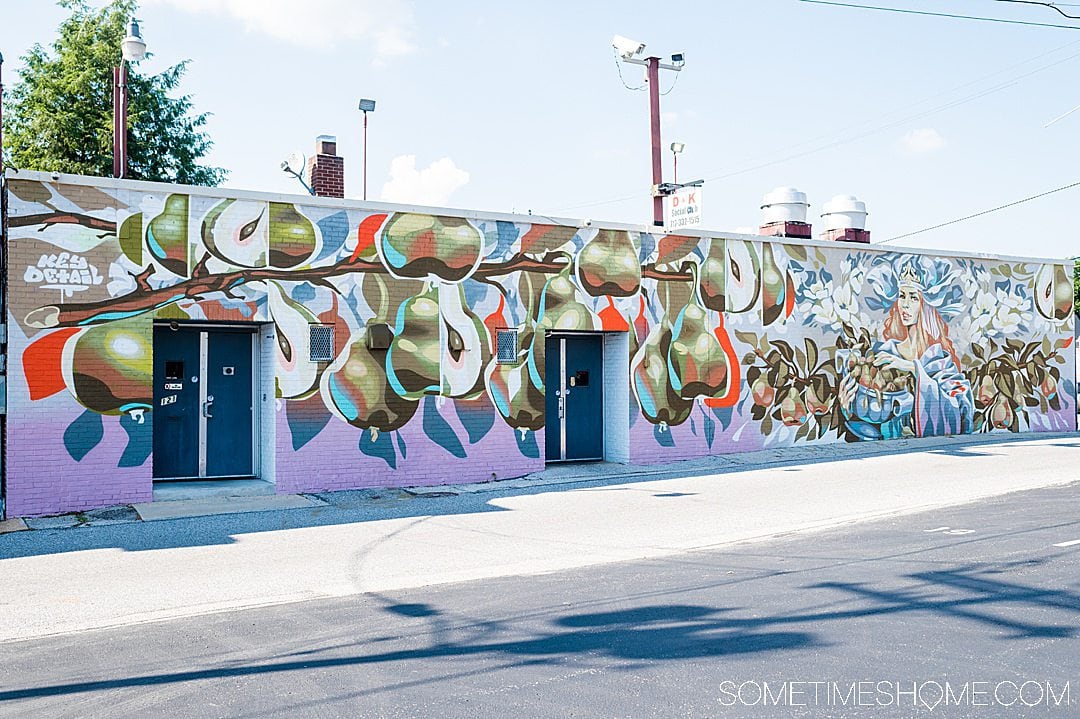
761;186;809;224
821;194;868;231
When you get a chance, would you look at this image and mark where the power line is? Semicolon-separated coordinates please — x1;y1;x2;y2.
800;0;1080;29
880;180;1080;243
991;1;1080;20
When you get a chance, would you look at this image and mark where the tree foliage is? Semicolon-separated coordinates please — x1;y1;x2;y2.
2;0;226;185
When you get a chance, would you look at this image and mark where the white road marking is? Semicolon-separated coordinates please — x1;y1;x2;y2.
924;527;951;532
1053;539;1080;548
923;526;974;535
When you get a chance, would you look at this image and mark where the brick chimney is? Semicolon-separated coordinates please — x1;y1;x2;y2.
307;135;344;198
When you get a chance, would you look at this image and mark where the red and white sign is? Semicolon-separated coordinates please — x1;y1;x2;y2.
664;186;703;230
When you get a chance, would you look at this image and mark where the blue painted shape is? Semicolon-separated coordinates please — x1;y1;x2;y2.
690;416;698;436
396;432;408;460
493;220;520;258
64;410;104;462
654;424;675;447
703;413;716;449
119;412;152;467
291;282;317;302
516;429;540;458
315;211;350;261
712;405;733;430
455;397;496;444
359;429;397;469
638;232;656;263
422;396;467;458
286;394;332;451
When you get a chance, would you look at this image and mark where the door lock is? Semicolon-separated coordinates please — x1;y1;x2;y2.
203;397;214;418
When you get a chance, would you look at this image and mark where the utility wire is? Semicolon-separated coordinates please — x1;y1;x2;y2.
800;0;1080;29
880;180;1080;243
991;0;1080;19
613;49;645;91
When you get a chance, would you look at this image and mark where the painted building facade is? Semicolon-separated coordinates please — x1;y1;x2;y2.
1;172;1075;518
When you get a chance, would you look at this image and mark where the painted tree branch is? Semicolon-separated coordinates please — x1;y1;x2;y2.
24;245;692;329
9;212;116;233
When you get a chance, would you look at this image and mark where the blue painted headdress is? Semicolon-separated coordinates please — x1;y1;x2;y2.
865;254;965;319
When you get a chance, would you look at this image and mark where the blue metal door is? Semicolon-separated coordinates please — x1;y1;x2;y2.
205;330;254;477
545;333;604;461
152;325;255;479
153;327;201;479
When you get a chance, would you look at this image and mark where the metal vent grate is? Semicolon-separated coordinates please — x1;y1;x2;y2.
309;325;335;362
496;329;519;364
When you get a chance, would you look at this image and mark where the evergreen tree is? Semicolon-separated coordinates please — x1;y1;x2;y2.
2;0;225;185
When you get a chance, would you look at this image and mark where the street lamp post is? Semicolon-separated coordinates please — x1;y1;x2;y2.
358;98;376;201
113;20;147;179
613;37;685;226
670;142;685;185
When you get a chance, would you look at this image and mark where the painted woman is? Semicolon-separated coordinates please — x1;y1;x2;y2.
839;257;974;439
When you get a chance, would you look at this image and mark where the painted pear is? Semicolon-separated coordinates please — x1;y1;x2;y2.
576;229;641;297
146;193;190;276
201;199;268;268
779;388;809;426
667;295;729;400
386;284;443;399
760;243;795;326
537;268;599;331
380;213;483;282
117;212;143;265
486;328;545;434
268;202;319;268
268;282;321;399
698;237;727;312
632;323;693;427
67;318;152;416
1033;263;1073;321
439;283;491;399
724;239;761;314
323;330;418;434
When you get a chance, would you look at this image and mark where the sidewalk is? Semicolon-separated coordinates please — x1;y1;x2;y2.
0;431;1077;643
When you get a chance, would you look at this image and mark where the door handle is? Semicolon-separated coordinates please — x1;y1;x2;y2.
203;400;214;418
558;393;565;420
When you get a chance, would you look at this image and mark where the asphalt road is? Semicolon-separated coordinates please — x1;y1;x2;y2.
2;481;1078;718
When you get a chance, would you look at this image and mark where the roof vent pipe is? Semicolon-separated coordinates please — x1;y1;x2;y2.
759;186;811;239
821;194;870;243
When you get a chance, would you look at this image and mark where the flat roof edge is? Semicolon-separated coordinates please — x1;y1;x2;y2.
3;169;1074;267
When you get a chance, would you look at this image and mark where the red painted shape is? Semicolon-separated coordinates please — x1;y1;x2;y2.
784;272;796;318
351;213;388;261
1063;336;1074;349
634;295;649;344
656;234;698;265
24;328;80;400
483;295;508;354
599;296;630;332
703;314;741;408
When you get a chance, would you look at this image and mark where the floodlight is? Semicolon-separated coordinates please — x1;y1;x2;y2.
358;98;376;113
612;35;646;60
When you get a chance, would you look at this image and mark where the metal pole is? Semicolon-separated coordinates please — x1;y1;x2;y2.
1;51;5;168
119;62;128;178
362;111;369;201
673;151;678;185
647;57;663;226
113;65;121;177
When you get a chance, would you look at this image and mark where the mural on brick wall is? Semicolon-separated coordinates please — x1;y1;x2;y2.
5;179;1076;493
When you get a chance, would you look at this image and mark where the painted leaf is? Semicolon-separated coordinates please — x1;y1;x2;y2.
516;429;540;458
315;211;351;262
286;393;333;450
455;396;497;444
422;396;467;458
359;428;397;469
118;412;152;467
653;424;676;447
63;409;104;462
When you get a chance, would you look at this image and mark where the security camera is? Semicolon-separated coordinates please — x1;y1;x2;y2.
50;172;61;181
582;218;593;227
612;35;645;60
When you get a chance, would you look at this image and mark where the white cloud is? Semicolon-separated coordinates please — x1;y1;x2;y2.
380;155;469;206
147;0;415;60
900;128;946;154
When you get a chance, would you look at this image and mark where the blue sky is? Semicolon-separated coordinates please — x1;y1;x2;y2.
3;0;1080;259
